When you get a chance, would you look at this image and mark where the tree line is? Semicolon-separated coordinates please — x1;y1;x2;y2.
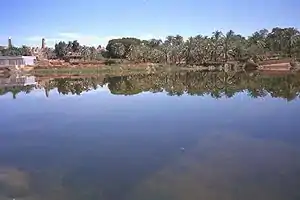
0;41;104;61
0;45;32;56
53;41;104;60
1;27;300;64
105;27;300;64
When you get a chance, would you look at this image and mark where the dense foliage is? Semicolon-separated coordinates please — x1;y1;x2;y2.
104;27;300;64
1;27;300;64
0;45;32;56
54;40;103;60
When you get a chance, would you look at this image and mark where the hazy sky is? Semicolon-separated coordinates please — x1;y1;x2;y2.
0;0;299;47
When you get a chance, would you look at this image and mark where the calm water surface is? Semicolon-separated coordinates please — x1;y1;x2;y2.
0;71;300;200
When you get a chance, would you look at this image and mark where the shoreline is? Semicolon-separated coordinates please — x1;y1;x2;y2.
2;58;299;76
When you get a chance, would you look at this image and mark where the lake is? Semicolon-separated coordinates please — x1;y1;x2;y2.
0;71;300;200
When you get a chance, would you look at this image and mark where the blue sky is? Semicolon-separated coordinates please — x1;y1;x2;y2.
0;0;299;47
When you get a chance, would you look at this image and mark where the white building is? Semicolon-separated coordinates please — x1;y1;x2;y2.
0;56;37;68
22;56;37;66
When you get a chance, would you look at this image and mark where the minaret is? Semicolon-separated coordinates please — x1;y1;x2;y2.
8;37;12;49
42;38;45;49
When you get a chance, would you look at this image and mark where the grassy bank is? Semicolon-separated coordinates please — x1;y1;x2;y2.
32;62;219;75
34;65;145;73
32;65;178;77
31;59;300;77
31;63;247;77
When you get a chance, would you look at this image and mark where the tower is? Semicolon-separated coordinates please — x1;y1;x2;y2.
42;38;45;49
8;37;12;49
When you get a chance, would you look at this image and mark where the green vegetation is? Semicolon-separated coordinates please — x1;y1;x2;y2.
1;27;300;66
49;27;300;64
0;45;32;56
103;27;300;64
53;40;103;60
32;65;162;76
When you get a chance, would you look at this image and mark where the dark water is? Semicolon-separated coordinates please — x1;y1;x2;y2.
1;71;300;200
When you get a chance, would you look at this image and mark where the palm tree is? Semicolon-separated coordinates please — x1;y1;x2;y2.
211;30;223;62
183;37;194;64
247;30;268;60
283;28;300;57
20;45;32;56
148;39;162;48
223;30;235;62
72;40;80;52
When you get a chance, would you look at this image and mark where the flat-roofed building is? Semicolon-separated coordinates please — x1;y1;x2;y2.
0;56;36;68
0;56;24;67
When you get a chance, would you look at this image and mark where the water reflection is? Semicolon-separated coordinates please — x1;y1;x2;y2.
0;74;36;99
128;132;300;200
1;71;300;101
0;71;300;200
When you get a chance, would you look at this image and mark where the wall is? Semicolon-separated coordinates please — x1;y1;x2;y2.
0;57;24;67
22;56;37;66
